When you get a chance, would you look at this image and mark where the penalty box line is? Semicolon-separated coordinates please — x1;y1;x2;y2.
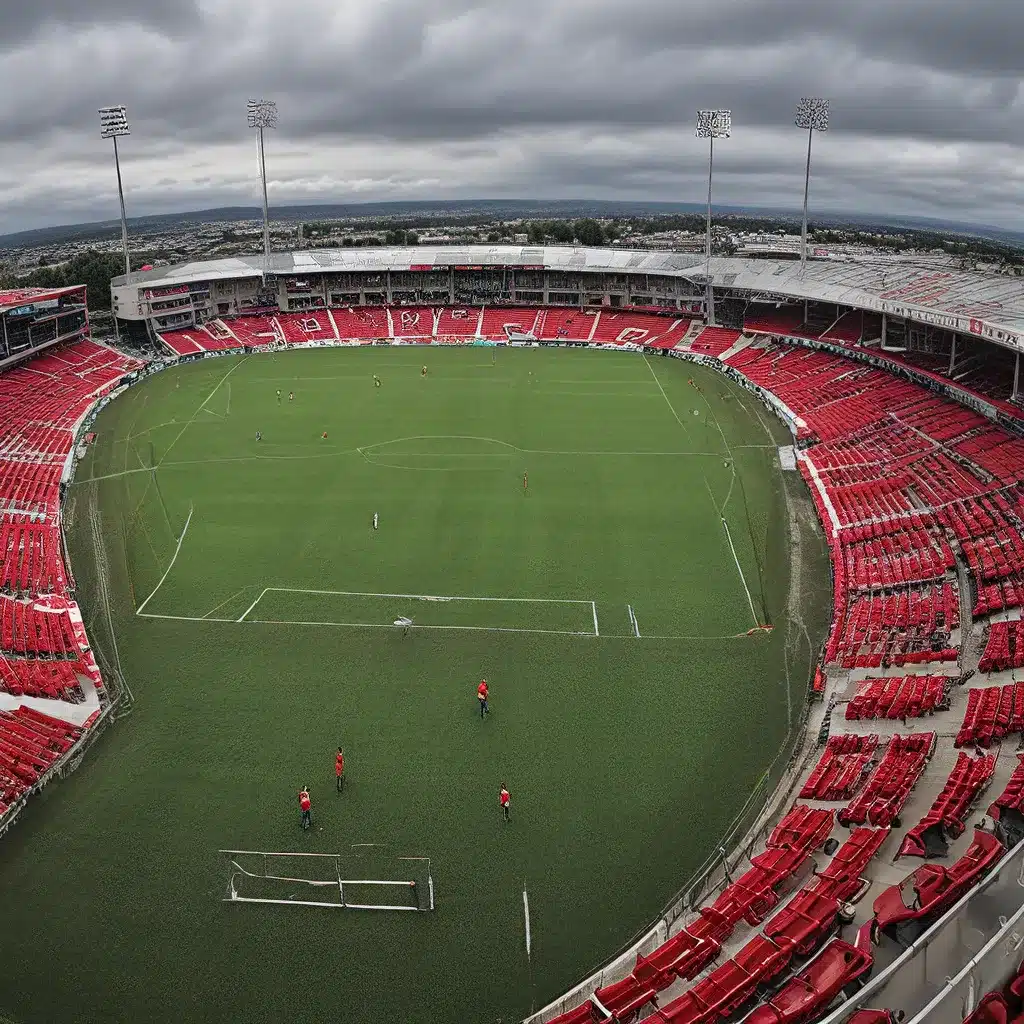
236;587;598;635
136;611;594;637
135;608;763;641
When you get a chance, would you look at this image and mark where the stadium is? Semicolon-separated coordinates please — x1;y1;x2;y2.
5;241;1024;1024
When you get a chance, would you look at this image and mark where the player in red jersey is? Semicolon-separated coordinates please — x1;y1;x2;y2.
298;786;312;830
477;680;489;718
499;784;511;822
335;748;345;792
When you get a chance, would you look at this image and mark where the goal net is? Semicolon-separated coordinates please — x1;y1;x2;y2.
220;848;434;912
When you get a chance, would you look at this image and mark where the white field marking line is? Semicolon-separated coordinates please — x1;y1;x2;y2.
159;357;247;465
645;356;758;623
76;448;724;484
720;516;760;629
261;587;593;604
248;619;595;636
132;610;758;641
137;611;237;623
77;439;728;484
641;357;696;437
237;588;270;622
241;374;653;384
135;504;194;614
523;886;532;961
202;587;255;620
112;419;209;444
591;601;600;636
358;434;722;458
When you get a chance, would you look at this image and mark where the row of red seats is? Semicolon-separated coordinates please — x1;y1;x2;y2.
0;657;85;701
704;806;834;931
0;460;63;517
648;830;886;1024
845;675;948;721
162;306;700;352
840;528;955;591
547;822;886;1024
979;620;1024;673
0;596;77;657
223;315;278;347
274;313;336;343
838;732;935;827
958;428;1024;484
955;684;1024;747
897;752;996;858
800;734;878;801
988;754;1024;823
824;583;959;670
0;706;84;815
688;327;741;357
0;518;68;596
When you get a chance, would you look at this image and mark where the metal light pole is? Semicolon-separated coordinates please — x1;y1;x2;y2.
695;110;731;325
99;106;132;277
795;97;829;269
247;99;278;272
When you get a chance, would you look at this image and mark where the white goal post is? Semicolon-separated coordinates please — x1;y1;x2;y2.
220;849;434;912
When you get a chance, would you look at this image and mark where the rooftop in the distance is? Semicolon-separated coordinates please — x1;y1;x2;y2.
0;285;84;315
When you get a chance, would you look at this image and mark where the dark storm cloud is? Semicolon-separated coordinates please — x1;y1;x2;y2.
0;0;201;49
1;0;1024;234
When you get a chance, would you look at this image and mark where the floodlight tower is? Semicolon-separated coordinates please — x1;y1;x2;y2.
98;105;132;277
695;110;731;325
795;97;829;269
247;99;278;271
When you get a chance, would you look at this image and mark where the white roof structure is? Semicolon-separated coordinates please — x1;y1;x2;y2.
112;246;1024;350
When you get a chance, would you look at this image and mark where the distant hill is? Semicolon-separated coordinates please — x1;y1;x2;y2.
2;199;1023;250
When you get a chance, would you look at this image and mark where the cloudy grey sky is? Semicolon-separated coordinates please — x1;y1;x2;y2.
1;0;1023;234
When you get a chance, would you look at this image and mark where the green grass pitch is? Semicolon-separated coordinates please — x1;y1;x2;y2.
0;345;831;1024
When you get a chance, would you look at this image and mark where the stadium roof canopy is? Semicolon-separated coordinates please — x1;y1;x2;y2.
0;285;84;315
111;246;1024;349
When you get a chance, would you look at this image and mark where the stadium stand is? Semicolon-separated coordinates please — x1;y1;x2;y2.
33;287;1024;1020
0;335;140;829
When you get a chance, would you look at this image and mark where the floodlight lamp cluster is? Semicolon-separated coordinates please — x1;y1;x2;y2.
98;105;130;138
695;110;732;139
247;99;278;130
795;97;829;132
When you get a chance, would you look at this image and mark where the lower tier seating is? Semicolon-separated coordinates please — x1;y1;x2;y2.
838;733;935;827
897;752;995;858
956;685;1024;747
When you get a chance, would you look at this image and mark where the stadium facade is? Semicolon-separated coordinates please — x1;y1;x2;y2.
111;244;1024;349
